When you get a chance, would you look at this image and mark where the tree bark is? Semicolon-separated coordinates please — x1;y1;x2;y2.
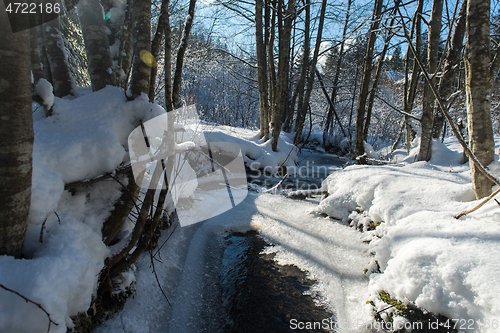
363;4;400;141
418;0;443;161
149;0;170;103
42;15;73;97
130;0;152;99
403;0;423;153
172;0;197;108
30;27;44;84
293;0;310;145
271;0;295;152
431;0;467;138
0;8;33;258
294;0;327;146
78;0;115;91
354;0;383;162
116;0;133;89
323;0;352;147
465;0;495;199
256;0;270;140
266;0;276;125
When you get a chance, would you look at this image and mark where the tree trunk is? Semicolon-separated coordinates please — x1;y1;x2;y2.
78;0;115;92
363;7;400;141
294;0;327;146
42;15;73;97
271;0;295;152
418;0;443;161
130;0;152;99
256;0;270;140
292;0;310;145
465;0;495;199
172;0;197;108
354;0;383;161
116;0;133;89
35;15;52;84
0;8;33;258
404;0;423;153
323;0;352;147
266;0;276;125
149;0;170;103
432;0;467;138
30;27;44;84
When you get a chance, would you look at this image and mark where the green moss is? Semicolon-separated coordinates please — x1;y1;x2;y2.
368;291;459;333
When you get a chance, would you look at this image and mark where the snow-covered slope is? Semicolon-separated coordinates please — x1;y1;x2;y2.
314;138;500;331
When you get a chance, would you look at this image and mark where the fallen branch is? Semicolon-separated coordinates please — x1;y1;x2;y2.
263;174;289;194
64;164;132;191
0;283;59;333
454;187;500;219
287;188;327;199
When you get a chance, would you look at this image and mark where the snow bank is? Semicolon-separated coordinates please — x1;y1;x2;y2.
0;87;165;333
314;138;500;330
199;125;299;173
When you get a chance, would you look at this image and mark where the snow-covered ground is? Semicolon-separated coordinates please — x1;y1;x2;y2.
314;137;500;331
2;83;500;332
95;190;373;333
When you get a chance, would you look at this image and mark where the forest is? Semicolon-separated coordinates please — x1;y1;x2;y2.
1;0;500;332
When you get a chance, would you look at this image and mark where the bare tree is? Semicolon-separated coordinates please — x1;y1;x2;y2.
431;0;467;139
465;0;495;198
271;0;296;151
294;0;327;146
354;0;383;161
418;0;443;161
172;0;197;107
256;0;270;140
0;8;33;258
130;0;152;99
41;15;74;97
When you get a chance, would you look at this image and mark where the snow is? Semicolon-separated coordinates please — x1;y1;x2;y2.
314;137;500;331
96;191;373;333
34;79;55;109
4;80;500;332
0;86;165;333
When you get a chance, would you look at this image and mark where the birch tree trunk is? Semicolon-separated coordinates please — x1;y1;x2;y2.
78;0;115;91
465;0;495;199
417;0;443;161
0;9;33;258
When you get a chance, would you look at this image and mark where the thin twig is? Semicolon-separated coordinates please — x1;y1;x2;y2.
149;249;172;307
0;283;59;332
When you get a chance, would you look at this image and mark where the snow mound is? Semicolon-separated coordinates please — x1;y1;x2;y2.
0;87;166;333
314;139;500;330
200;126;299;173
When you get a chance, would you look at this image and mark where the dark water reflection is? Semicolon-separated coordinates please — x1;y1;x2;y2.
220;231;335;333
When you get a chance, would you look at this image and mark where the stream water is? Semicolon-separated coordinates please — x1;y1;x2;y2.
96;149;355;333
